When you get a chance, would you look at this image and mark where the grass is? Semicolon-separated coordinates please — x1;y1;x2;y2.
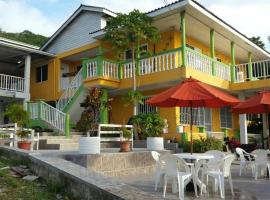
0;155;72;200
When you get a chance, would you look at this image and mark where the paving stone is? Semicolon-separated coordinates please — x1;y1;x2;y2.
22;175;39;181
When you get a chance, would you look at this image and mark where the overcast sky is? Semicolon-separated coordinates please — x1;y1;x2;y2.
0;0;269;49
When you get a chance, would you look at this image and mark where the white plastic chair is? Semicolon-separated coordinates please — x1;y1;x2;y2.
235;147;255;176
251;149;270;180
163;154;197;200
206;154;235;199
151;151;165;191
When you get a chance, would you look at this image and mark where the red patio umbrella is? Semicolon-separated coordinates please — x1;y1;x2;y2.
232;91;270;149
147;77;240;153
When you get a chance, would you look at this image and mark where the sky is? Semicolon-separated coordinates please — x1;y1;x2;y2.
0;0;270;49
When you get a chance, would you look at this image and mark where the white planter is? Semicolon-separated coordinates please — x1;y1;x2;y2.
147;137;164;151
78;137;100;154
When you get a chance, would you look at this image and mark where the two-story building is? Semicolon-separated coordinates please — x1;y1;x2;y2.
25;1;270;145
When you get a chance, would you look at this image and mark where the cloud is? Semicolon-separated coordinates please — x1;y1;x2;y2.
0;0;60;36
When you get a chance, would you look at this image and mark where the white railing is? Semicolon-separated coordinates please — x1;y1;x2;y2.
215;61;231;81
98;124;133;148
39;101;66;133
140;49;181;75
0;74;24;92
103;60;119;79
28;102;39;120
56;68;83;111
235;60;270;82
186;48;212;75
87;60;98;78
123;62;135;79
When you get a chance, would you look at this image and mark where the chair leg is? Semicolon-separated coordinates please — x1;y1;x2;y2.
154;174;159;191
229;174;234;196
239;163;242;176
177;176;182;200
180;177;185;200
163;175;167;198
220;175;225;199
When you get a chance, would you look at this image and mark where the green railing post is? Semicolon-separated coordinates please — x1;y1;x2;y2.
210;29;216;76
81;58;89;79
100;89;108;124
97;45;104;77
38;100;42;120
180;11;186;67
248;52;253;81
65;113;70;138
230;41;235;83
118;62;123;79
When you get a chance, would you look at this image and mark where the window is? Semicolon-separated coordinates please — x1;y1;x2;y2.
180;107;207;126
36;65;48;83
125;44;148;61
220;106;232;128
138;97;157;114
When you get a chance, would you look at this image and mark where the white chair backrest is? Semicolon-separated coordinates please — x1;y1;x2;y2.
151;151;163;171
236;147;249;162
205;150;225;165
252;149;268;165
163;155;190;177
222;154;235;177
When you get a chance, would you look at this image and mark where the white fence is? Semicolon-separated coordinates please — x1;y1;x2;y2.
103;60;119;79
56;68;83;111
215;61;231;81
0;74;24;92
28;102;39;119
123;62;135;79
98;124;133;148
87;60;98;78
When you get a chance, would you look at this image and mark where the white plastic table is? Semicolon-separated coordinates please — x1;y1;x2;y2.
173;153;214;194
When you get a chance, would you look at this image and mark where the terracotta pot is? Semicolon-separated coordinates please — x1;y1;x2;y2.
119;141;131;152
18;141;31;150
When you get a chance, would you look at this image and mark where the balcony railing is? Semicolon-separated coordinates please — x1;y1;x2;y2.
0;74;25;92
235;60;270;82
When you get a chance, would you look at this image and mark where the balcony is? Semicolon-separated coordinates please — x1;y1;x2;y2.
0;74;25;97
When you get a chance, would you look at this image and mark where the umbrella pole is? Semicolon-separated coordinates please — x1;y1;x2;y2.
190;102;193;154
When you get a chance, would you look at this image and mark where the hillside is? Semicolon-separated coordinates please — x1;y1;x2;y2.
0;29;48;47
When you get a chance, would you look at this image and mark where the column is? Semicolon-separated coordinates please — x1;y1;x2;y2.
97;45;104;77
248;52;253;81
24;55;31;108
100;88;108;124
238;93;248;144
262;113;268;148
180;11;186;67
230;42;235;83
210;29;216;75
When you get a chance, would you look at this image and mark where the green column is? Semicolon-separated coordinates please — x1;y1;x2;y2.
248;52;253;81
65;113;70;138
210;29;216;76
81;58;89;79
100;89;108;124
230;41;235;83
97;45;104;77
38;100;42;120
180;11;186;67
118;62;123;79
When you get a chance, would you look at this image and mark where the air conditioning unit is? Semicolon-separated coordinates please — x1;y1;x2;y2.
237;71;244;82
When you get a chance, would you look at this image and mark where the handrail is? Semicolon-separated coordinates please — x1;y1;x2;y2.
56;68;83;111
0;74;25;92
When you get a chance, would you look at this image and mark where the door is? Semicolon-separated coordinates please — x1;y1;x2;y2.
60;63;70;90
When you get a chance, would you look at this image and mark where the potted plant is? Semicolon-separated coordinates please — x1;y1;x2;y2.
119;126;132;152
76;88;111;154
132;113;165;151
4;104;31;150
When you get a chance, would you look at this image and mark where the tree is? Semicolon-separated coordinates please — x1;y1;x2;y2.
249;36;265;49
104;9;160;115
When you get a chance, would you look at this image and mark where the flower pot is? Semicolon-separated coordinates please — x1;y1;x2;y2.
147;137;164;151
119;141;131;152
78;136;100;154
18;141;31;150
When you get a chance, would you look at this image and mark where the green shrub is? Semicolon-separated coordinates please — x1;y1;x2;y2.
179;136;223;153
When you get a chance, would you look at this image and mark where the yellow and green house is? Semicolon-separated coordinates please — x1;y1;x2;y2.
27;1;270;144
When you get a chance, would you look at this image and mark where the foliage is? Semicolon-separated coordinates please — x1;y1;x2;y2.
122;90;144;107
0;29;48;47
76;88;112;135
121;126;132;141
131;113;165;139
179;136;223;153
16;130;31;141
247;116;263;134
249;36;265;49
104;9;160;60
4;104;30;128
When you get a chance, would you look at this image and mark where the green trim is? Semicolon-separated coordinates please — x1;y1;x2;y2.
100;88;108;124
97;45;104;77
38;100;42;120
29;119;48;129
248;52;253;81
118;63;123;79
181;11;186;67
210;29;216;76
230;41;235;83
65;114;70;138
198;126;206;133
63;85;84;113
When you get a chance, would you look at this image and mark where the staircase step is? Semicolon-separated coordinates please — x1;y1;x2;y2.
46;138;78;144
59;143;79;151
